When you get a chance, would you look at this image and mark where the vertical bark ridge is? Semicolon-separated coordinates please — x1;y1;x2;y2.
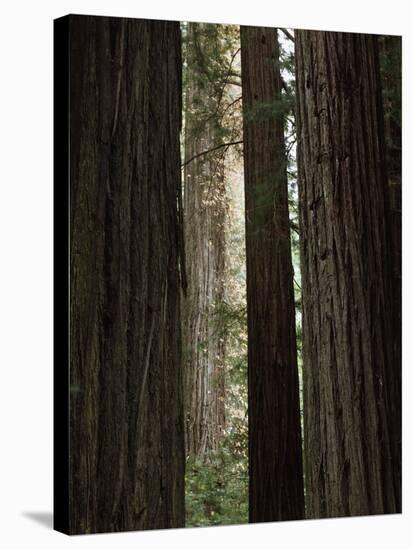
69;15;185;534
295;30;401;518
183;23;228;458
241;26;305;522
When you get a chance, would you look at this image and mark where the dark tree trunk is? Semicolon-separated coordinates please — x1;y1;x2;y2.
182;23;227;458
380;37;402;492
240;26;305;522
295;30;401;518
69;15;185;534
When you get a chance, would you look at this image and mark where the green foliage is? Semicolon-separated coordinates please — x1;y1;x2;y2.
243;97;293;125
185;430;248;527
182;21;243;166
185;299;248;527
186;289;248;527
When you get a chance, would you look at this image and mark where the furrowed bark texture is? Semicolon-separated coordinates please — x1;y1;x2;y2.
295;31;401;518
182;23;227;458
240;26;305;522
69;15;185;534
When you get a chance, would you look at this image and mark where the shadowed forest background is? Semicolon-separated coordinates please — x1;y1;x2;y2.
57;15;401;535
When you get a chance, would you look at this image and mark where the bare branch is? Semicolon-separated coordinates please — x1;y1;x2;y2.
221;96;243;118
280;28;295;43
182;140;243;167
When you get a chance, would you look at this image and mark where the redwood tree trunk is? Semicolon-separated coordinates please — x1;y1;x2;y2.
69;15;185;534
295;30;401;518
182;23;227;458
240;26;305;522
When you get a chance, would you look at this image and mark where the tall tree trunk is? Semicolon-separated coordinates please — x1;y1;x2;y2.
380;36;402;494
240;26;305;522
69;15;185;534
182;23;227;458
295;30;401;518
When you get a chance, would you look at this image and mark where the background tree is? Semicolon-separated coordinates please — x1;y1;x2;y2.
295;30;401;518
240;25;305;522
182;22;248;527
182;22;229;458
69;15;185;533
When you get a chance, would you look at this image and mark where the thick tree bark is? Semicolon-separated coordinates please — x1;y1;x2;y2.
69;15;185;533
182;23;227;458
295;30;401;518
240;26;305;522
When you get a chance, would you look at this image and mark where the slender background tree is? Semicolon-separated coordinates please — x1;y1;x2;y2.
182;22;229;458
241;25;305;522
182;22;248;527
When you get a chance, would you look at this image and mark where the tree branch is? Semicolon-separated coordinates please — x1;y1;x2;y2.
182;140;243;167
221;96;243;118
280;28;295;43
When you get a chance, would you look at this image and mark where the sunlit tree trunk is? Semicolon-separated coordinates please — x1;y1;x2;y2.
295;30;401;518
182;23;227;458
241;25;305;522
69;15;185;533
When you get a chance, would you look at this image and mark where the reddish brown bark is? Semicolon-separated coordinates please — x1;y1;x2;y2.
241;25;304;522
68;15;185;534
295;30;401;518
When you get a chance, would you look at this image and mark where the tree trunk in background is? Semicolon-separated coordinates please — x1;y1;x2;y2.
240;26;305;522
295;30;401;518
69;15;185;533
183;23;227;458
